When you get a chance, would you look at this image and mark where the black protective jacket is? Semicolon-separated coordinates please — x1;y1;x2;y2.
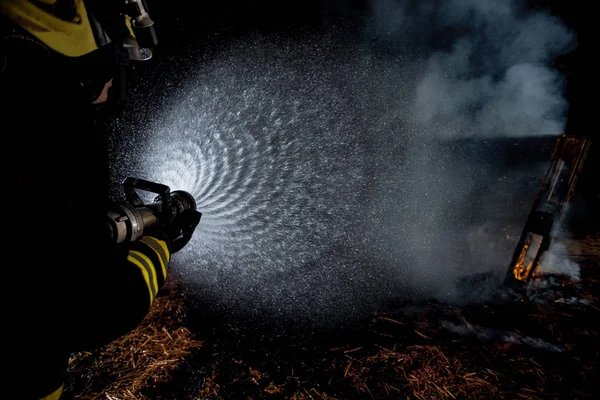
1;9;171;400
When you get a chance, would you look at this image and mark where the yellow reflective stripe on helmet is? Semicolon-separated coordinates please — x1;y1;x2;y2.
0;0;98;57
139;236;170;280
127;251;158;305
40;383;63;400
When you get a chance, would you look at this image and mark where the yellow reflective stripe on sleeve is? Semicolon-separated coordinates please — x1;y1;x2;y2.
127;251;158;305
139;236;170;280
40;383;63;400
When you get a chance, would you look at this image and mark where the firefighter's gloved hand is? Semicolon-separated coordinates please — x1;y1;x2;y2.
163;209;202;254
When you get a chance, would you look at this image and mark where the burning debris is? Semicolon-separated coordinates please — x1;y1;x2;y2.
505;134;592;288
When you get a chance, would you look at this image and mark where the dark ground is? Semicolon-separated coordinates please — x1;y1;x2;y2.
63;213;599;399
64;1;598;399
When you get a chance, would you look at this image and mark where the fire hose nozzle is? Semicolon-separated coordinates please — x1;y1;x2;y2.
123;0;159;48
107;177;198;243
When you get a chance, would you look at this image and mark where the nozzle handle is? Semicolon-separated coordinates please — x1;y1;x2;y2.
122;177;174;224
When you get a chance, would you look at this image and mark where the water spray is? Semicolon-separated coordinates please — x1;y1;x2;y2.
115;0;578;326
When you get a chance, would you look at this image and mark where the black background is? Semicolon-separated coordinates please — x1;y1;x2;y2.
145;0;596;182
112;0;600;231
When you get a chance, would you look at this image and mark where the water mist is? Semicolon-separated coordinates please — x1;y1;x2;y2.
113;0;576;328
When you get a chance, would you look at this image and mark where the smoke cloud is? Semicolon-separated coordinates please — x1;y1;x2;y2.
115;0;577;328
440;320;565;352
538;241;581;281
358;0;575;302
367;0;575;139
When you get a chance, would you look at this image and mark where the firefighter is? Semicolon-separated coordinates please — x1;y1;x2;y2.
0;1;201;399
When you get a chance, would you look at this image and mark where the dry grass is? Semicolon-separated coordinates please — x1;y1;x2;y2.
64;283;204;399
62;233;599;399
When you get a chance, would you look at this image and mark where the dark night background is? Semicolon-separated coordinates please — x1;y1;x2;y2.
129;0;596;227
147;0;593;133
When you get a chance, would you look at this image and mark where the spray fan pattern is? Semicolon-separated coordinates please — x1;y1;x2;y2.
120;0;575;326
